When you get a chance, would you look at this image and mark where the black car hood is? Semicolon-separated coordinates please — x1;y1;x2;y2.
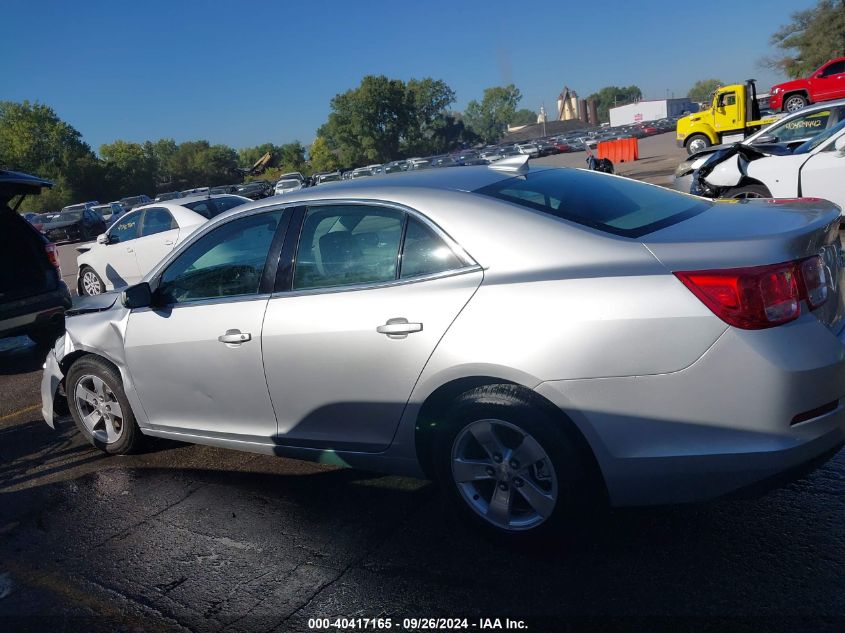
66;292;119;316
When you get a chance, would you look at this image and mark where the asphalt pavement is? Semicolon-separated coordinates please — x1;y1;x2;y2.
2;141;845;632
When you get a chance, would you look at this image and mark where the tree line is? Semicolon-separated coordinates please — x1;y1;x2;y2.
3;0;836;212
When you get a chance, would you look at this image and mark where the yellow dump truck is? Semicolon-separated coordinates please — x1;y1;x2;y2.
677;80;777;155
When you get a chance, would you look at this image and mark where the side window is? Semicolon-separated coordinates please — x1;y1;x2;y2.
293;205;403;290
109;211;141;243
400;217;465;279
773;110;833;142
821;61;845;77
718;92;736;108
140;208;176;237
158;211;282;304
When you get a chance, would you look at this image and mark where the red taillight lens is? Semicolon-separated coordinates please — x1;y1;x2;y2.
45;243;61;273
675;256;830;330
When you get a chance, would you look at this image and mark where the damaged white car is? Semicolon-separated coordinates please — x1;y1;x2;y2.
688;119;845;206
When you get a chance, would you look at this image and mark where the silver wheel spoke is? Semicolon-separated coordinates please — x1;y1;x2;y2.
92;376;106;399
75;384;98;407
515;478;556;518
82;410;101;434
487;485;512;526
105;399;123;421
452;458;494;483
510;434;546;469
468;420;507;460
103;417;120;443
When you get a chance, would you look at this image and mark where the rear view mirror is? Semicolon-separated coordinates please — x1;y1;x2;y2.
96;233;109;244
121;282;152;309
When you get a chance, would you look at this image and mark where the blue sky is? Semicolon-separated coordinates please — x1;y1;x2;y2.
3;0;815;152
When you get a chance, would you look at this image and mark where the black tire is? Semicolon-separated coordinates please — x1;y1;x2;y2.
66;355;143;455
783;93;808;113
685;134;711;155
724;183;772;199
433;384;602;540
27;321;65;348
79;266;105;296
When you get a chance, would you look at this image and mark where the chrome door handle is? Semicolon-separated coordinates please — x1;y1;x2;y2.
218;329;252;344
126;247;134;253
377;318;422;339
164;239;174;246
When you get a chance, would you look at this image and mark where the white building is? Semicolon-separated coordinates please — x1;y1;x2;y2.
609;98;697;127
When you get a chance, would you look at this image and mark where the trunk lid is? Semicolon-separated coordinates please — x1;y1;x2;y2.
645;198;844;330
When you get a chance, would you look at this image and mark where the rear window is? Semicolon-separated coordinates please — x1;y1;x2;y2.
475;169;709;238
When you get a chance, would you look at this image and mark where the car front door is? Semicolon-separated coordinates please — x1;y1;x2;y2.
813;60;845;101
124;208;287;438
100;210;143;288
714;91;739;133
261;203;482;452
133;207;181;277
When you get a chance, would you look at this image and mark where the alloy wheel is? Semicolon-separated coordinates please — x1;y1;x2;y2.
451;418;558;531
74;374;124;444
785;96;806;112
82;270;102;295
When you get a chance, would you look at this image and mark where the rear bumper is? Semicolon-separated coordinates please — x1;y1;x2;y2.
0;284;72;338
535;316;845;506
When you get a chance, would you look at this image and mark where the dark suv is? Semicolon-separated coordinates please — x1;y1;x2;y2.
0;170;72;345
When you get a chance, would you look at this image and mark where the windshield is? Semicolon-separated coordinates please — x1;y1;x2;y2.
794;119;845;154
56;211;82;221
277;180;300;188
476;168;710;238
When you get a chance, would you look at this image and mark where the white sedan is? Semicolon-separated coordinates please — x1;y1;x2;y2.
76;194;249;295
697;119;845;209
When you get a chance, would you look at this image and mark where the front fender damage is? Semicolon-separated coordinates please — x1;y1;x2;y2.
40;304;132;428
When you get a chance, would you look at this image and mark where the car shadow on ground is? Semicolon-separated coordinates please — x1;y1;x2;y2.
0;338;49;376
2;410;844;631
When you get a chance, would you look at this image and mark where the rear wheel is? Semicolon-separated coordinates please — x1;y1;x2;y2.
783;94;808;112
724;183;772;199
67;356;143;454
686;134;710;155
79;266;105;296
434;385;599;539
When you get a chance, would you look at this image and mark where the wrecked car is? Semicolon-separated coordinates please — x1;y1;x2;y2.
41;159;845;538
688;118;845;205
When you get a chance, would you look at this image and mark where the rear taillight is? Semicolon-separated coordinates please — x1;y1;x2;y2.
45;242;61;273
675;255;829;330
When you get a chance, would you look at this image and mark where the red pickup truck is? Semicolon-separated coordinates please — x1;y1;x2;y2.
770;57;845;112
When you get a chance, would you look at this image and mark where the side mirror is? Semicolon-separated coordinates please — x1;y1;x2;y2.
754;134;777;144
96;233;109;244
121;282;152;309
835;136;845;155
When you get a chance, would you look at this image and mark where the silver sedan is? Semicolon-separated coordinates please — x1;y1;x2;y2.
41;156;845;537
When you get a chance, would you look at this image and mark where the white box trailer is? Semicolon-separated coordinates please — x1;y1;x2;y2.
609;99;697;126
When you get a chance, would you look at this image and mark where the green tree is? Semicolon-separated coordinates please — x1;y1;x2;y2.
510;108;538;127
586;85;643;123
309;137;340;172
764;0;845;78
318;75;457;165
0;100;97;210
687;79;724;104
168;141;239;189
100;140;157;197
277;142;306;172
463;84;523;144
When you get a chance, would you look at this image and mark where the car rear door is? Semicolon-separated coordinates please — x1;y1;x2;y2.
797;133;845;210
261;203;482;452
133;207;180;277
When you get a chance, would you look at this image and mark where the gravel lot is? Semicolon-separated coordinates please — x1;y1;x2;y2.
2;141;845;632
